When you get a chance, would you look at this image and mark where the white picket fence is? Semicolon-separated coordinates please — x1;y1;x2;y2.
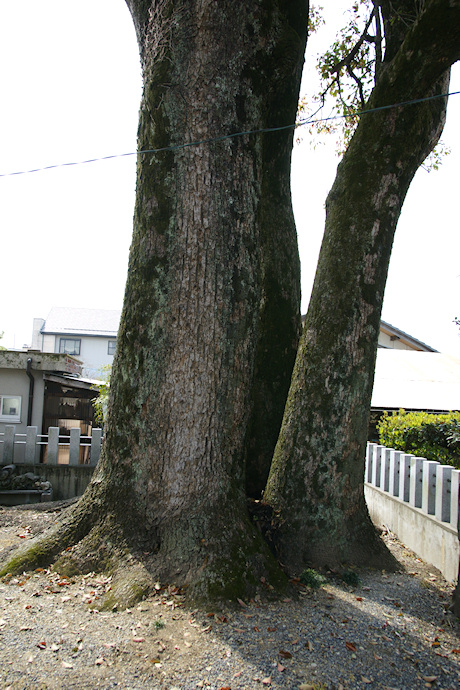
365;442;460;581
0;425;103;466
0;429;458;578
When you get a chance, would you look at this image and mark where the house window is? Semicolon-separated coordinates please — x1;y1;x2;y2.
59;338;81;355
0;395;22;423
107;340;116;355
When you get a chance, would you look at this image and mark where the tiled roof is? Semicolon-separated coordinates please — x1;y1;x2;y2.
41;307;121;337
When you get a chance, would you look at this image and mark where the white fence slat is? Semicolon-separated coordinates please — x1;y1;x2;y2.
422;460;440;516
3;426;15;464
381;447;391;492
69;428;81;465
90;428;102;466
372;445;383;488
451;469;460;531
389;449;402;497
399;454;413;503
435;465;452;523
46;427;59;465
25;426;38;464
366;443;375;483
409;457;424;509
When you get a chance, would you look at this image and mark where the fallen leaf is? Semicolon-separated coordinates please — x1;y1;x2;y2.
237;598;247;607
361;677;372;684
305;640;314;651
262;677;271;685
277;663;285;672
345;642;357;652
278;650;292;659
253;626;260;632
233;671;242;678
267;627;277;632
36;642;46;650
422;676;437;683
132;637;145;643
356;597;363;601
450;649;460;654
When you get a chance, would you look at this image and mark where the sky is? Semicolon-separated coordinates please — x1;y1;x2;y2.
1;1;459;356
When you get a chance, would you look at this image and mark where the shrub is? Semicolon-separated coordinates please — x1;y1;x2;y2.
377;410;460;469
299;568;327;589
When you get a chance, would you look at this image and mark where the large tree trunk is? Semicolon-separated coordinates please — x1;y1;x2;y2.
264;0;460;573
1;0;307;604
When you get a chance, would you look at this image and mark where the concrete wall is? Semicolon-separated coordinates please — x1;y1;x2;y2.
0;463;94;502
365;443;460;582
365;484;459;582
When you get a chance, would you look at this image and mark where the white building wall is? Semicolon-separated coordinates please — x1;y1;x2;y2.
77;336;116;378
378;331;415;351
42;334;56;353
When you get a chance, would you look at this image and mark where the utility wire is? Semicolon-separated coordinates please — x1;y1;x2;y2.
1;90;458;179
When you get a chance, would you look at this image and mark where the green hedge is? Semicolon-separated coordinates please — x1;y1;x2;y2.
377;410;460;469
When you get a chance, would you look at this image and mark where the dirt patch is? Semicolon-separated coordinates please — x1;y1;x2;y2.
0;502;459;689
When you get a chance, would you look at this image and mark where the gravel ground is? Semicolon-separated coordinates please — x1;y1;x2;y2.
0;503;459;690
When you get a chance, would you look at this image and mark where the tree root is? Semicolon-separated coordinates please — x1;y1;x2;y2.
0;488;291;609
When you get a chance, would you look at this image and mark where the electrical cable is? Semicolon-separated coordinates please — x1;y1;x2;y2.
0;90;458;179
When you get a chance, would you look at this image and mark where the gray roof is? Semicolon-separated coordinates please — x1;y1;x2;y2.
379;320;437;353
41;307;121;337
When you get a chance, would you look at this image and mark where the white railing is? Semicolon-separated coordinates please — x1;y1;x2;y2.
0;425;103;466
365;442;460;581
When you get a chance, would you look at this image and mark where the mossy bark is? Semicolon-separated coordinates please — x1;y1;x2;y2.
243;6;306;498
1;0;308;604
264;0;460;573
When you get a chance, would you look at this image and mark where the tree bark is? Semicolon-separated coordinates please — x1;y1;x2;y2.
1;0;308;604
264;0;460;572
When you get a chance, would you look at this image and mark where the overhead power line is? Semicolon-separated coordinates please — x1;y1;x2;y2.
0;90;458;179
